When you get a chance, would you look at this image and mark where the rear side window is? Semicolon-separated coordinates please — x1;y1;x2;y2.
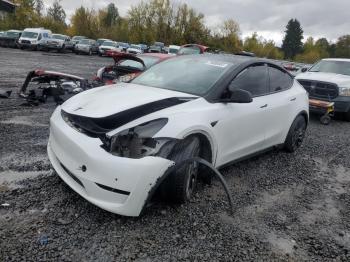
268;66;293;92
229;64;268;97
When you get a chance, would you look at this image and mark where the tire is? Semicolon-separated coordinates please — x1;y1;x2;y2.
161;137;201;203
320;115;331;125
284;115;307;153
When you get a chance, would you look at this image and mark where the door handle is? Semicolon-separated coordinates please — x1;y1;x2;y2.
290;97;296;101
260;104;268;108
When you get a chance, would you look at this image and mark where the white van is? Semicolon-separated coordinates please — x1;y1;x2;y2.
18;28;52;50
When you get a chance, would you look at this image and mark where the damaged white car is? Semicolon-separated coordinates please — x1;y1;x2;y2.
48;55;309;216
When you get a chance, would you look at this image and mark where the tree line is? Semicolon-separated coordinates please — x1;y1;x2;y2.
0;0;349;63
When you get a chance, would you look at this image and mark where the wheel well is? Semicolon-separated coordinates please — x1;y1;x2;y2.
299;110;309;125
186;133;213;164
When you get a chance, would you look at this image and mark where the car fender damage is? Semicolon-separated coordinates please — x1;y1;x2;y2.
141;157;234;216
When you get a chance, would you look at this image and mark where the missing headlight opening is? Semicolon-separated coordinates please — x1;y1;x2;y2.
102;118;178;159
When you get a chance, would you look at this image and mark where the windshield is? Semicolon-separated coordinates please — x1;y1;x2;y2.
52;34;66;40
79;39;90;45
132;57;233;95
5;31;20;37
130;45;140;49
73;36;85;41
309;60;350;76
102;41;115;47
21;31;38;39
178;46;202;55
97;39;108;45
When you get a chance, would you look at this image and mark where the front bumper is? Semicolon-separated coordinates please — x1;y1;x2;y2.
19;42;37;49
332;96;350;113
75;47;90;53
48;108;174;216
310;96;350;113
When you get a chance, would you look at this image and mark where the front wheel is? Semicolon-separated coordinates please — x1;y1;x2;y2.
284;115;307;153
161;137;201;203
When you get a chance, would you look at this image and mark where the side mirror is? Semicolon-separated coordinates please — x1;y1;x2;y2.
301;67;308;73
221;89;253;103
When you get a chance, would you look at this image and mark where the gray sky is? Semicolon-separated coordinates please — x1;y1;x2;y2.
44;0;350;46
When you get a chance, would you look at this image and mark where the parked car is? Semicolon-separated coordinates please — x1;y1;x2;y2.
75;39;98;55
96;38;111;47
177;44;210;55
148;45;162;53
0;30;22;48
41;34;74;52
118;42;130;52
94;52;172;84
18;28;52;50
168;45;180;55
48;54;309;217
139;44;148;53
98;41;121;56
127;44;143;54
296;58;350;121
72;36;87;47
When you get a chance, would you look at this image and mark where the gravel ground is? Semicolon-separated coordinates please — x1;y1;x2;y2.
1;47;350;261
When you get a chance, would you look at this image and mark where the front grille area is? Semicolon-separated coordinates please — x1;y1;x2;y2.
21;40;31;44
298;80;339;100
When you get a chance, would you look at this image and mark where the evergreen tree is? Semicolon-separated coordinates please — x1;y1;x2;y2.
282;19;304;59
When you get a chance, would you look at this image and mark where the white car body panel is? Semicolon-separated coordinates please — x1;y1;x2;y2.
49;66;308;216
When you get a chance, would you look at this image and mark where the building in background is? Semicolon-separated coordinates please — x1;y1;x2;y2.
0;0;16;20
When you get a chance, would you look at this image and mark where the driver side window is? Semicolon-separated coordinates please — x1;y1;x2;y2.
229;64;268;97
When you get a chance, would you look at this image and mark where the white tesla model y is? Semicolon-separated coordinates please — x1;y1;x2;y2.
48;55;309;216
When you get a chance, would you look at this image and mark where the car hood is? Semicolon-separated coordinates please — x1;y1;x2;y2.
50;39;64;43
61;82;197;118
296;72;350;87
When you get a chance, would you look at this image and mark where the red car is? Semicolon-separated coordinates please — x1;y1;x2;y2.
94;52;173;84
177;44;210;55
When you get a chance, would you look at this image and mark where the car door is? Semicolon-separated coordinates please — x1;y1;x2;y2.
263;64;297;147
215;63;270;167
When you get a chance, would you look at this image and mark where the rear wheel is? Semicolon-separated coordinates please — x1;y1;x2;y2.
161;137;200;203
284;115;307;152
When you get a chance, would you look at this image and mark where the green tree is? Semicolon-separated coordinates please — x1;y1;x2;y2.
243;32;283;59
47;0;66;24
335;35;350;58
282;19;304;59
100;3;119;28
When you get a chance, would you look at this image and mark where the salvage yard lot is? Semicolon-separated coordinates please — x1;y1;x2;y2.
0;47;350;261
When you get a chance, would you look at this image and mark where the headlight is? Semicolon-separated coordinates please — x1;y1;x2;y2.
31;40;37;44
339;86;350;96
101;118;174;159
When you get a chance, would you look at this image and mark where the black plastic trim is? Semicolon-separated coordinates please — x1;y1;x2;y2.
95;183;130;196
